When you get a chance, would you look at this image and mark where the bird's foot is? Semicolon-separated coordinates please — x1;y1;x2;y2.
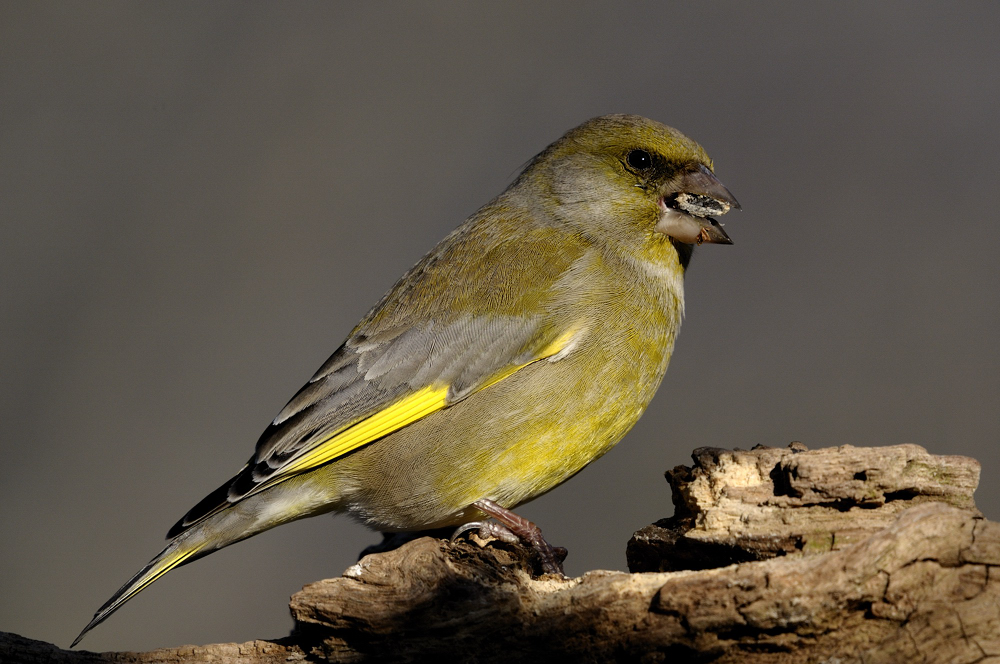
452;498;567;576
451;519;522;545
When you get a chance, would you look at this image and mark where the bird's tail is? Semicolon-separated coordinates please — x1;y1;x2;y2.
71;536;208;648
72;473;338;648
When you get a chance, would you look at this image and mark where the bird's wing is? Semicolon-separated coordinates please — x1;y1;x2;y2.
167;314;580;537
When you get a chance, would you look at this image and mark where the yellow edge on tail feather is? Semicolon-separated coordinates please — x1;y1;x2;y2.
114;546;204;612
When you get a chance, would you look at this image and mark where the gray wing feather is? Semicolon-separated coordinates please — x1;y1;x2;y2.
252;315;546;480
225;316;548;503
170;314;550;536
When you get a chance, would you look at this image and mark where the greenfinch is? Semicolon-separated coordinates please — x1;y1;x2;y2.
73;114;738;646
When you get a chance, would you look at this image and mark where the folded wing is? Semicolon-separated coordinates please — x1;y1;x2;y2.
166;314;578;538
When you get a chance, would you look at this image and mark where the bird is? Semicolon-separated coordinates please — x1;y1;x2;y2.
73;114;738;647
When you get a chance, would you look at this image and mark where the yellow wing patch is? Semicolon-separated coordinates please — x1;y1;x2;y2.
476;327;583;393
259;325;584;489
539;326;583;359
279;384;450;476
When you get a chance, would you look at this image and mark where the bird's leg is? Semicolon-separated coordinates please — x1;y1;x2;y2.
467;498;566;576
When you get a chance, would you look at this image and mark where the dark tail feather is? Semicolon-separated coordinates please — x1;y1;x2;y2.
71;540;206;648
165;477;234;539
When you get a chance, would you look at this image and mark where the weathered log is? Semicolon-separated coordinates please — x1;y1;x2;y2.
627;442;982;572
3;443;997;663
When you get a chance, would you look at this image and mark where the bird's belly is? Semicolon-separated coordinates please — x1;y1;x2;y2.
328;335;672;532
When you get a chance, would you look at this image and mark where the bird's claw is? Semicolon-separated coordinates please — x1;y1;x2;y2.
452;520;522;544
470;498;567;577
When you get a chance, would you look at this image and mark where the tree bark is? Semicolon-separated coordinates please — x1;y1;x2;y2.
4;443;998;663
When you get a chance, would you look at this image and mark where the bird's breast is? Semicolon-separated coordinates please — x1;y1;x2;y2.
329;244;687;531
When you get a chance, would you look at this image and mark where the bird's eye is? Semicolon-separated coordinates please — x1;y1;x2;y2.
626;149;652;170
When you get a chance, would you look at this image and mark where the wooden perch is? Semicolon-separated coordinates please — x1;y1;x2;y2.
627;442;982;572
3;443;998;663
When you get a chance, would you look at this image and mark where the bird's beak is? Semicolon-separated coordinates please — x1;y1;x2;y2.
656;165;739;245
676;164;741;212
692;217;733;245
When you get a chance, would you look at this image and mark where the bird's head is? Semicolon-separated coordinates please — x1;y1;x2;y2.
521;114;739;257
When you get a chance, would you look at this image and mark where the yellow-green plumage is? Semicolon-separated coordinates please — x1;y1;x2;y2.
73;114;738;646
333;233;684;530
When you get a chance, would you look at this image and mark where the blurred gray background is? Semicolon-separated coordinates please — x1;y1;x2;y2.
2;1;998;653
